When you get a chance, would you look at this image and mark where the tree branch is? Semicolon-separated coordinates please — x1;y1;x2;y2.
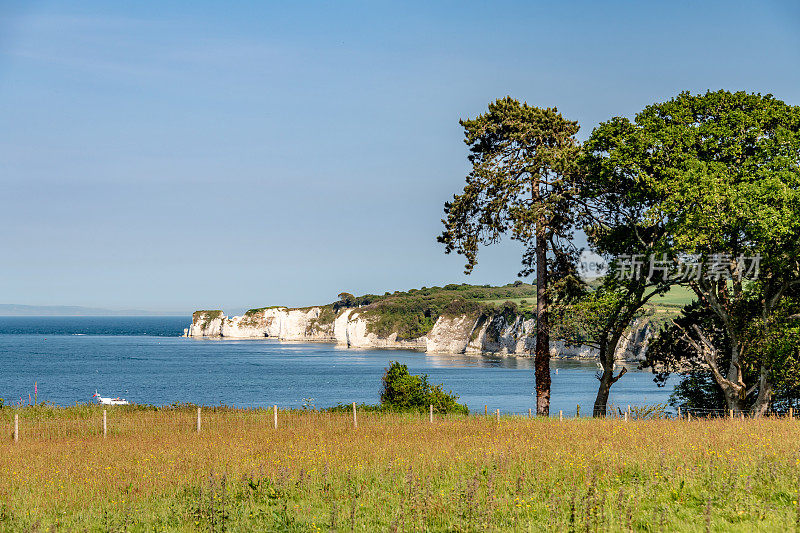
610;366;628;385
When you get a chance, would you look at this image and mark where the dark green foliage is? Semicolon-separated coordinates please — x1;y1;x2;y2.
625;90;800;414
358;300;439;340
334;293;357;309
496;301;519;324
438;97;580;278
315;305;336;326
668;372;727;413
439;298;484;318
745;296;800;412
380;362;468;414
648;294;800;413
321;363;469;414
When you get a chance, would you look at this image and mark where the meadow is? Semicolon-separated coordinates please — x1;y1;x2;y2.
1;406;798;532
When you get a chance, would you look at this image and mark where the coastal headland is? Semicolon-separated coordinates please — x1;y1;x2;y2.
186;283;672;360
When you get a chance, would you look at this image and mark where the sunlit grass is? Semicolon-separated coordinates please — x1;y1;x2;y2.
647;285;696;308
1;406;798;531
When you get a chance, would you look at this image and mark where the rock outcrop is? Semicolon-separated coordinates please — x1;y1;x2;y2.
185;307;653;361
189;307;335;341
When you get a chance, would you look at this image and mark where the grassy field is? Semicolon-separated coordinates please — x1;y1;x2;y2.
1;406;798;531
481;285;695;312
645;285;696;309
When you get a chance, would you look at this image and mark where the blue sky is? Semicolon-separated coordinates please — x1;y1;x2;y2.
1;1;799;313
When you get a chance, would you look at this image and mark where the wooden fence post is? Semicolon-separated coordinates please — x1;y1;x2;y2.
688;412;692;422
624;411;628;422
485;405;488;417
559;410;563;421
576;404;580;418
729;409;733;419
273;405;278;429
103;409;107;438
528;408;532;419
789;407;794;419
429;404;433;423
677;406;681;419
495;409;500;423
196;407;201;433
14;413;18;443
352;402;357;428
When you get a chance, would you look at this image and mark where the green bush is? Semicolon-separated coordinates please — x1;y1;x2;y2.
316;305;336;325
380;362;468;414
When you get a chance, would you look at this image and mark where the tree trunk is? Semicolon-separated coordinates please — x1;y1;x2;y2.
593;366;613;418
593;336;629;417
716;380;747;413
594;340;613;418
535;219;550;417
750;365;772;417
684;322;748;415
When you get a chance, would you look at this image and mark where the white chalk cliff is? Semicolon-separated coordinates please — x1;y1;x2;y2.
186;307;651;361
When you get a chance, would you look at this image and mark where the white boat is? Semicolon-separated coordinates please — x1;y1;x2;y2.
92;391;130;406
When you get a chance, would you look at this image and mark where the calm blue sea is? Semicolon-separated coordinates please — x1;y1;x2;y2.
0;316;674;415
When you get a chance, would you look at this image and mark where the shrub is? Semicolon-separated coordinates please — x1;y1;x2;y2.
498;301;519;323
380;362;468;414
315;305;336;326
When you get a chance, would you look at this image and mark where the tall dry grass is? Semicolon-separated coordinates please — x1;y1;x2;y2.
1;405;798;531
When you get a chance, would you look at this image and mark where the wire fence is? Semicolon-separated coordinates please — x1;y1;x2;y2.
1;402;795;442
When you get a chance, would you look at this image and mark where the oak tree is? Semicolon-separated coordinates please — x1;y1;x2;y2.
634;90;800;415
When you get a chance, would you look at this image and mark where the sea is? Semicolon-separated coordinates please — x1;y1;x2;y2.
0;316;674;415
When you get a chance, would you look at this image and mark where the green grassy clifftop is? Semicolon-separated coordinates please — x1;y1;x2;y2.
338;282;537;340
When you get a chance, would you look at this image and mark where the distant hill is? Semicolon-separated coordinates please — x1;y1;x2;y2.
0;304;186;316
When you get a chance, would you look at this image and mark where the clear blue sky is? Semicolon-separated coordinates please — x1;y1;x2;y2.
1;1;798;313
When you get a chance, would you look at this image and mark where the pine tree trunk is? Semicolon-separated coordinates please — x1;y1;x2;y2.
535;220;550;417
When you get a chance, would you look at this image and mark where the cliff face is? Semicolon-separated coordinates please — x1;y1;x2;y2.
189;307;336;341
186;307;652;361
612;317;654;361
